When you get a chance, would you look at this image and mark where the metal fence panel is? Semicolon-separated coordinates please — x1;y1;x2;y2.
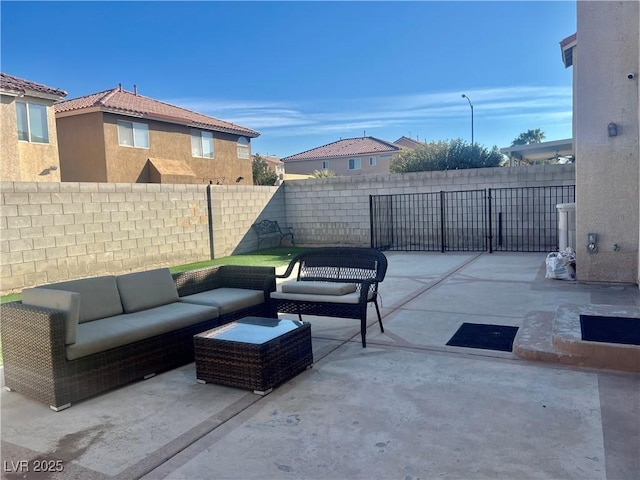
370;185;575;253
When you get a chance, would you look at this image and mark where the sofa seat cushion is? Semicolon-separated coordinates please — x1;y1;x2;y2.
41;275;122;324
22;288;81;345
270;289;373;304
178;288;264;315
117;268;179;313
66;302;219;361
281;281;357;296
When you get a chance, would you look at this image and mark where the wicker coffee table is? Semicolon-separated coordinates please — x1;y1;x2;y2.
194;316;313;395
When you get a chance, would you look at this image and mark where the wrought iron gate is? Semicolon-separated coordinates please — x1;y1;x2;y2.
370;185;575;252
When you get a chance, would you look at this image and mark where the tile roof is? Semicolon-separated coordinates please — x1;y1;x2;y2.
54;86;259;138
283;136;401;162
0;73;67;99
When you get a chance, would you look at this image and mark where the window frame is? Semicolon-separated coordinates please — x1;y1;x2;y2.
237;136;250;159
322;160;330;170
117;120;149;149
16;101;50;144
348;158;362;170
369;156;377;166
191;129;214;158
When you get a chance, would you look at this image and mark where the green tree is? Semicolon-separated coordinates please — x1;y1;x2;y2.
390;139;505;173
311;169;336;178
252;154;278;185
511;128;545;146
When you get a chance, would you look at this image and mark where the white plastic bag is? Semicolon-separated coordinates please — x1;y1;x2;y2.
545;247;576;280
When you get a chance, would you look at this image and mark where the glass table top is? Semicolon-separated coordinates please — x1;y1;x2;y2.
197;317;305;345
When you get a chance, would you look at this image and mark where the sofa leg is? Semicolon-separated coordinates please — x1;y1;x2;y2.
361;318;367;348
50;403;71;412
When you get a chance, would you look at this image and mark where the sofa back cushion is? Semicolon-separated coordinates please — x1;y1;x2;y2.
41;276;123;324
22;288;81;345
116;268;179;313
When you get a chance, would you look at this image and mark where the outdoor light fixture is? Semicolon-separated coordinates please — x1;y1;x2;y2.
607;122;618;137
461;94;474;145
236;176;244;183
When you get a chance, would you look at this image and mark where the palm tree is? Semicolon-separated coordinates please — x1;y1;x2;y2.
511;129;546;146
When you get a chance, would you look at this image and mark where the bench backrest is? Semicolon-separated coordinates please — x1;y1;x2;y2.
293;247;388;284
251;219;282;236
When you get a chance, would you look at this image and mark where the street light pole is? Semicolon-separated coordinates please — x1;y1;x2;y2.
461;94;474;145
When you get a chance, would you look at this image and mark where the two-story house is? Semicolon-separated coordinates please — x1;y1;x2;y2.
54;85;259;184
282;136;402;176
0;73;67;182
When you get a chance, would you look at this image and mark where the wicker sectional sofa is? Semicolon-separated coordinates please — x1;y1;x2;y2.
1;265;275;411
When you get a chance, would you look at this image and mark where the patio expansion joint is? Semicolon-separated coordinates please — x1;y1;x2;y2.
382;252;484;314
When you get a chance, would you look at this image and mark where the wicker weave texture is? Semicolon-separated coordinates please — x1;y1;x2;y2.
269;248;387;348
1;265;275;409
194;321;312;392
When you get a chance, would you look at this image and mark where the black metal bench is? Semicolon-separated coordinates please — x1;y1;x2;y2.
251;220;294;249
268;247;388;347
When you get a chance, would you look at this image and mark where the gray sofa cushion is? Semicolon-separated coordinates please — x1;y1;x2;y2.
117;268;179;313
66;302;219;360
178;288;264;315
40;276;123;324
22;288;81;345
281;281;357;296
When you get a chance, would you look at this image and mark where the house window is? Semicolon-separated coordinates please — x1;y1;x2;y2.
118;120;149;148
237;137;250;159
16;102;49;143
191;130;214;158
348;158;361;170
369;156;377;166
322;161;330;170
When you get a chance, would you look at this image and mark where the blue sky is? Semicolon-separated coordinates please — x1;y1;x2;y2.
1;1;576;158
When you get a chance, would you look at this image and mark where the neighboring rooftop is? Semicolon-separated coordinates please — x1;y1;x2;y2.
55;85;259;138
283;136;402;162
394;136;428;150
0;72;67;99
560;32;577;68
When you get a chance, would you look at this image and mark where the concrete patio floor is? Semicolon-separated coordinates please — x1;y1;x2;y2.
1;252;639;480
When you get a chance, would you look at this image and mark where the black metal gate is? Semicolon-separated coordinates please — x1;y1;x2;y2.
370;185;575;252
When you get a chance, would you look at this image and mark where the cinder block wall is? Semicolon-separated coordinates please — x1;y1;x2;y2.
0;181;287;294
0;164;575;295
284;164;576;246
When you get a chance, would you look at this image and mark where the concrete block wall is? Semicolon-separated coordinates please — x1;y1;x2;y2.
0;181;212;293
209;185;286;257
0;164;575;295
283;164;576;247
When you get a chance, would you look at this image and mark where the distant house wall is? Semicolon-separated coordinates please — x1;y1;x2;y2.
284;152;398;176
0;93;62;182
574;0;640;284
56;112;253;185
57;112;108;182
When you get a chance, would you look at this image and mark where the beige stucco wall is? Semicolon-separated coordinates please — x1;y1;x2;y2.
284;152;398;176
57;112;253;185
57;111;107;182
0;94;61;182
574;0;640;284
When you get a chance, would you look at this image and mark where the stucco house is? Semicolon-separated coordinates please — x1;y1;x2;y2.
54;85;259;184
0;73;67;182
564;1;639;284
262;155;286;183
282;136;402;176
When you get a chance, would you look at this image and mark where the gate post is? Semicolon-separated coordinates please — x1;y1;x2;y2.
487;188;493;253
440;190;446;253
